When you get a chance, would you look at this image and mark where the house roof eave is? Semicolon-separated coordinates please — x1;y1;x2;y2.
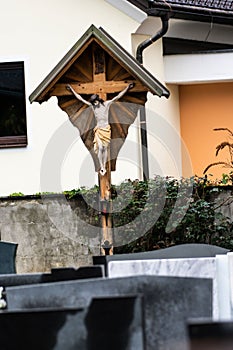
98;26;170;98
127;0;233;26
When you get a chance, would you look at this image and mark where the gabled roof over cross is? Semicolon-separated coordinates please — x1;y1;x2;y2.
29;24;169;104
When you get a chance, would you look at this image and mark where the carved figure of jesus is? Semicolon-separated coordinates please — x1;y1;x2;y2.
67;83;134;175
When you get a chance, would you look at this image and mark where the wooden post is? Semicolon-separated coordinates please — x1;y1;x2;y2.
99;150;113;255
92;44;113;255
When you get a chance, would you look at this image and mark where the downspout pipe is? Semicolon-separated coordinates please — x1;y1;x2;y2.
136;14;170;64
136;14;170;181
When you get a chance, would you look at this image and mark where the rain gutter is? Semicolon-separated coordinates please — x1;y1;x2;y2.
136;13;170;181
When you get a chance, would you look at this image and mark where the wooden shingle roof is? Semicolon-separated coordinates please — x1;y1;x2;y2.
29;24;169;103
127;0;233;25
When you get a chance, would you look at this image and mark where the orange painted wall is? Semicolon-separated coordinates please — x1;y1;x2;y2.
180;82;233;180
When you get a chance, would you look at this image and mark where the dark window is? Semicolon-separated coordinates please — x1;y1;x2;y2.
0;61;27;148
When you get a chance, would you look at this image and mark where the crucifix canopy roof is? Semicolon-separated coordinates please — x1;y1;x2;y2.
29;24;169;104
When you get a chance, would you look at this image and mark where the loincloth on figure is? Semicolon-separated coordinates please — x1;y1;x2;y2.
93;124;111;153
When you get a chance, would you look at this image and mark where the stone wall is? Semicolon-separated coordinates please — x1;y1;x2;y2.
211;187;233;222
0;195;100;273
0;187;232;274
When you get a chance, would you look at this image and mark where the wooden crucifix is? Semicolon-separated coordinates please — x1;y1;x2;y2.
29;25;169;256
66;82;134;255
64;46;137;254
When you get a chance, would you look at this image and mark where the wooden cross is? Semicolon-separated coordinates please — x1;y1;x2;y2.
64;43;137;254
53;43;147;255
29;26;169;256
92;45;116;254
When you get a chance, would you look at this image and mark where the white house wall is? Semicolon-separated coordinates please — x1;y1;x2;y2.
131;16;184;179
0;0;144;196
164;52;233;84
131;16;233;179
163;18;233;84
0;1;196;196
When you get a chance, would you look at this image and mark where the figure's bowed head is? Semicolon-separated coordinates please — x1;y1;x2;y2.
89;94;104;106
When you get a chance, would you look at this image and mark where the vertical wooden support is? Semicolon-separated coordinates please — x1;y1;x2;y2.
92;44;113;255
99;152;113;255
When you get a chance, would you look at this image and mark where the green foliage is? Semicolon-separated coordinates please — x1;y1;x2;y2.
63;185;99;200
218;172;233;186
6;176;233;253
113;176;233;254
9;192;25;197
39;176;233;253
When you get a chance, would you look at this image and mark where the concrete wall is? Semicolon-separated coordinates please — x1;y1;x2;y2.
0;195;100;273
1;188;232;274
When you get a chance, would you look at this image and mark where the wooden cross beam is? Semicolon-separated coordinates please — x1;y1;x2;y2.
51;81;147;96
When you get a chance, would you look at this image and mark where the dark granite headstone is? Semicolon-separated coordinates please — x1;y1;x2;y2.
0;241;17;274
0;266;103;288
85;296;144;350
0;307;84;350
42;266;104;282
5;275;212;350
0;273;44;288
0;296;144;350
188;319;233;350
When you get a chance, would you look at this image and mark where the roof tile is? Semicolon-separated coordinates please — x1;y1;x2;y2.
164;0;233;11
127;0;233;24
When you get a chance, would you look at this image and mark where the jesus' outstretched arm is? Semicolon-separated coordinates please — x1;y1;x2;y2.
66;85;92;106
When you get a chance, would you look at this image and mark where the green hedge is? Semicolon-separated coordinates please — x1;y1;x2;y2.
15;176;232;254
110;176;233;253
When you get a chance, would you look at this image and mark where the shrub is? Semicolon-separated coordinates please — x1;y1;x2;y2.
113;176;233;253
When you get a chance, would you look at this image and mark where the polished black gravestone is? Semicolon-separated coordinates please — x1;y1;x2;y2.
85;296;144;350
42;266;104;282
5;275;212;350
0;295;143;350
188;319;233;350
0;241;18;274
0;266;104;288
